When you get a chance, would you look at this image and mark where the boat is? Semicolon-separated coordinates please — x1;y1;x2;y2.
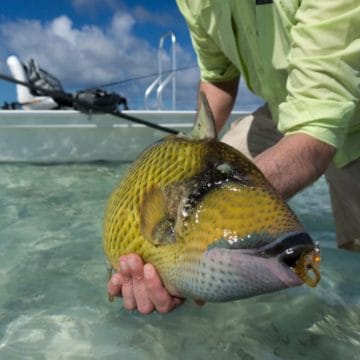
0;108;246;163
0;33;247;164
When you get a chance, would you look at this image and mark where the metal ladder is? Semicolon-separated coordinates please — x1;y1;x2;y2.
144;31;176;110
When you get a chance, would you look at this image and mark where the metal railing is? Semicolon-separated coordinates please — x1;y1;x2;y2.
144;31;176;110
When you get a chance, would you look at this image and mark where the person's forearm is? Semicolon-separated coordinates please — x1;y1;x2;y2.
198;79;335;199
254;133;336;199
199;78;239;131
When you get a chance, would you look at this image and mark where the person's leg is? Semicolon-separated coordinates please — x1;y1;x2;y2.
221;104;283;160
325;160;360;252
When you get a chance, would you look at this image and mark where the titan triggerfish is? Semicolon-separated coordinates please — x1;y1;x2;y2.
103;93;320;302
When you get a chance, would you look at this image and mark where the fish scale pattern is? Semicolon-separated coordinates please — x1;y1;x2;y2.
103;137;210;271
103;135;303;300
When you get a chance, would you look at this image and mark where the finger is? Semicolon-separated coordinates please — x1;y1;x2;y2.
144;263;184;313
127;254;155;315
119;256;136;311
107;272;124;297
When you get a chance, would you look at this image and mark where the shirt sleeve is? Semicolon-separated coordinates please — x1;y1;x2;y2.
277;0;359;149
176;0;240;82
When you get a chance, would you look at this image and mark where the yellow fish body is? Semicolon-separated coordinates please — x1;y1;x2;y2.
103;94;320;302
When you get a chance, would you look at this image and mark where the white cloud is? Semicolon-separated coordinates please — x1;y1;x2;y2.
0;11;199;109
0;7;262;111
70;0;176;27
50;16;78;45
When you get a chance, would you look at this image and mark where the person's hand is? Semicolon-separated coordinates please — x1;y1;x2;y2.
107;253;184;314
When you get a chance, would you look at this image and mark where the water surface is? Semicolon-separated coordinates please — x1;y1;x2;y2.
0;164;359;360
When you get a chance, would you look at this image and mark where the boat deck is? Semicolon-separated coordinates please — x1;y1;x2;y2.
0;109;247;163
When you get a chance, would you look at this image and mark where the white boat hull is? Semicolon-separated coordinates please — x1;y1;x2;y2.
0;110;246;163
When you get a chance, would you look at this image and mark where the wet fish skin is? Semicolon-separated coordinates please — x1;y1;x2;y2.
103;93;319;302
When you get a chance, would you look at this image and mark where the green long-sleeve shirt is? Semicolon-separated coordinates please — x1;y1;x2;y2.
177;0;360;167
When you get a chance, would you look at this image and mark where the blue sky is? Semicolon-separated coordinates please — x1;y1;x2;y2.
0;0;262;110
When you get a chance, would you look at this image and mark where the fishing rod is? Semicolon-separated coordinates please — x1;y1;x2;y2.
0;72;179;135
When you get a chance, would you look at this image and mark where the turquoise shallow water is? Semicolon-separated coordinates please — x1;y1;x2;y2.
0;163;359;360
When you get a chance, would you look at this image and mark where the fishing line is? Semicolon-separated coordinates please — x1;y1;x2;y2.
99;65;198;88
0;72;179;135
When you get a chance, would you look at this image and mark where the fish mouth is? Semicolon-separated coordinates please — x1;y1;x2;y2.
197;231;321;301
254;231;321;288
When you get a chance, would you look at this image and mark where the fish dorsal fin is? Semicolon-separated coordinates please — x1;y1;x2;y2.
191;92;217;140
140;187;176;246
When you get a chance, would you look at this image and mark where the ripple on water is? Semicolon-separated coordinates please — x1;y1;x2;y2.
0;165;359;360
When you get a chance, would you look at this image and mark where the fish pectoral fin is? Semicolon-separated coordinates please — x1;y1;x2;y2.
140;187;176;246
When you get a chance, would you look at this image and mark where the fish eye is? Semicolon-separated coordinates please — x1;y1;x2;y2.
215;163;232;174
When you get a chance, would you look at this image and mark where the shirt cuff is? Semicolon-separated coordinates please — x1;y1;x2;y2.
278;99;355;149
199;62;240;83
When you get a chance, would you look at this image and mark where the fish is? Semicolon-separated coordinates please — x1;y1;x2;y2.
103;93;321;302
